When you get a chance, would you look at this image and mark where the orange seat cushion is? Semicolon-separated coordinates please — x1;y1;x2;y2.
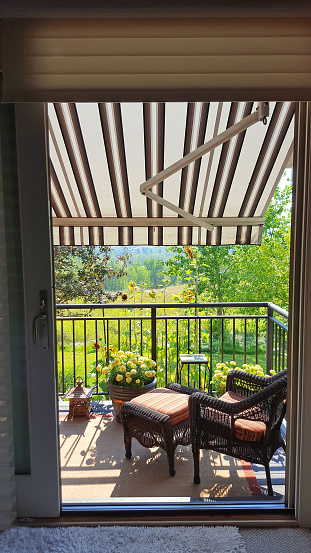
234;419;266;442
130;387;189;426
220;390;245;403
220;390;266;442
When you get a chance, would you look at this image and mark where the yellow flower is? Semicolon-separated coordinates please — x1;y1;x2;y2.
126;377;132;383
101;367;108;375
151;370;156;377
116;374;123;382
135;379;140;384
119;366;126;372
96;364;102;372
131;369;137;375
150;360;157;367
141;364;146;369
230;361;236;366
127;361;133;368
125;351;133;357
126;372;131;377
145;370;152;378
137;360;143;365
220;381;226;387
118;350;124;356
270;370;276;375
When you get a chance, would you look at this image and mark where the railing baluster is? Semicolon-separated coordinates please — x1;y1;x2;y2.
283;328;286;370
165;318;168;386
256;318;259;365
151;306;157;364
72;320;76;390
210;318;213;385
61;320;65;394
221;319;224;362
278;326;282;373
273;323;278;372
233;318;236;362
176;318;179;383
95;319;98;393
244;318;247;364
84;319;87;386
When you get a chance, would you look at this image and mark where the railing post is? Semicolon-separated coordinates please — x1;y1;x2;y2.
266;305;274;374
151;306;157;363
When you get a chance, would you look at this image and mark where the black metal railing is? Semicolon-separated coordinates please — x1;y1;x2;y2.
56;301;288;396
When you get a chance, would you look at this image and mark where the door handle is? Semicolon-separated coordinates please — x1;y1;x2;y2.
32;291;49;349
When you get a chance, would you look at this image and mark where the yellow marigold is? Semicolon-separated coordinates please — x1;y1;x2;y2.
101;367;108;375
131;369;137;375
96;364;102;372
137;360;143;365
216;363;222;368
151;370;156;377
127;361;133;367
141;364;146;369
220;381;226;387
119;366;126;372
125;372;131;377
150;360;157;367
135;379;140;384
116;374;123;382
270;370;276;375
126;377;132;383
117;350;124;356
125;351;133;357
230;361;236;366
145;370;152;378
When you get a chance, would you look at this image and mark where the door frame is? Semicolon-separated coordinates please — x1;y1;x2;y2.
14;103;60;517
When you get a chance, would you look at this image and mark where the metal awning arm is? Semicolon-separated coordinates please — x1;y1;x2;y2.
140;102;269;232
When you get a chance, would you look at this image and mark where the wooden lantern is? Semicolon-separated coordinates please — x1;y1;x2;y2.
64;378;95;420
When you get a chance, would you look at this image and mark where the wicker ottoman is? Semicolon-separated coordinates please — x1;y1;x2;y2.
120;383;197;476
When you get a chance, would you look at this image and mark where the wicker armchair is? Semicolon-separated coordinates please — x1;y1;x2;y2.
189;369;287;496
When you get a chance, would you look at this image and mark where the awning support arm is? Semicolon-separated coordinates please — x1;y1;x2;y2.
140;102;269;232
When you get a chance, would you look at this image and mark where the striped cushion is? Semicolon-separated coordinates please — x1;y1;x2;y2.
220;390;266;442
220;390;245;403
131;388;189;426
234;419;266;442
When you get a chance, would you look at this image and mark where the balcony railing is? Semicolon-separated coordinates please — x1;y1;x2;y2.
56;301;288;396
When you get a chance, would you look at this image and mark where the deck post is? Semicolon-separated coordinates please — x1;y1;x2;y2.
266;305;274;374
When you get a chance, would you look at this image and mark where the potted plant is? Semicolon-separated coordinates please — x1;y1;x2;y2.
95;350;157;420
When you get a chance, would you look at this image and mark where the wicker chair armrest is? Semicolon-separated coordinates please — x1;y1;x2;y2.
226;369;272;392
120;400;170;425
190;378;286;417
165;382;200;396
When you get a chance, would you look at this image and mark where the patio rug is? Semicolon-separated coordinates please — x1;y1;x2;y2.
0;526;247;553
59;414;262;502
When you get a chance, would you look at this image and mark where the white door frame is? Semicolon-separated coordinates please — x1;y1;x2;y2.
15;104;60;517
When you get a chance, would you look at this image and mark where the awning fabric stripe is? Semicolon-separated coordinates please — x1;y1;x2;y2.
49;101;294;247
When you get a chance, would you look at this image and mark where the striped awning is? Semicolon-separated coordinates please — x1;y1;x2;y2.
49;101;294;246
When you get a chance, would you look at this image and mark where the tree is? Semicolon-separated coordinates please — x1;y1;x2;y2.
163;180;292;310
54;246;131;303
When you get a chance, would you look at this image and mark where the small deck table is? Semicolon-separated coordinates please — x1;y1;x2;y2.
178;353;212;392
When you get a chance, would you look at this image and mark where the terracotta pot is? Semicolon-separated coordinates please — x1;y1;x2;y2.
107;378;157;421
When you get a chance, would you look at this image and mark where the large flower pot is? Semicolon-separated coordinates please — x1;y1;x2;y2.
107;379;157;421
